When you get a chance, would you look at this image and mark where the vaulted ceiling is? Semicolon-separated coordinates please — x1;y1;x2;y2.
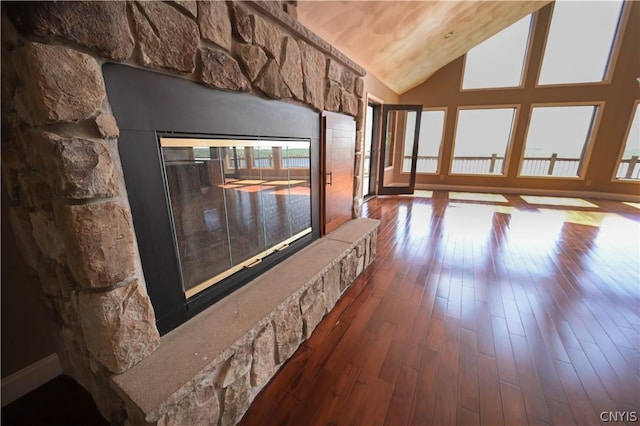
297;1;551;94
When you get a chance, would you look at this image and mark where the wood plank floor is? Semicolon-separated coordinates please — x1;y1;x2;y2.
240;191;640;426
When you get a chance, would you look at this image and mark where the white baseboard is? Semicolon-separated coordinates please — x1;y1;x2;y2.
414;184;640;203
1;353;62;407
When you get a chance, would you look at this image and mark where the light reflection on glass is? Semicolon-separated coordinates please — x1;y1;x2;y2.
160;138;311;297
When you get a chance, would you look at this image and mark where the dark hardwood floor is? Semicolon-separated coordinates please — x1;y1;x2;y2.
241;191;640;426
4;191;639;425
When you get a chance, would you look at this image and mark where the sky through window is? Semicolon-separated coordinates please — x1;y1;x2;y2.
538;0;623;85
462;15;532;90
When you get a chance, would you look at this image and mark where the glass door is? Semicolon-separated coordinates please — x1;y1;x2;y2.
377;105;422;195
159;137;312;298
362;103;380;198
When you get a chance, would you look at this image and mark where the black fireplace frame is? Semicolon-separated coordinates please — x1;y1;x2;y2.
104;64;321;334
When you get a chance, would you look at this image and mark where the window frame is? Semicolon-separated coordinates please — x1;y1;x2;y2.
611;100;640;183
517;101;604;180
361;93;384;198
534;1;629;89
449;104;520;178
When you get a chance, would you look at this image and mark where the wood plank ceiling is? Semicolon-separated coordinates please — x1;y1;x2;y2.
297;1;552;94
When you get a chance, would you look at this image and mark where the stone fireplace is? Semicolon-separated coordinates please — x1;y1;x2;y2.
104;62;323;334
1;1;378;424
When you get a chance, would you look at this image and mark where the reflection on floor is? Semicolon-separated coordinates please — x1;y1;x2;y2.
220;180;311;194
412;190;433;198
262;180;308;186
233;179;268;185
167;177;311;292
5;191;639;425
234;184;276;193
242;190;640;426
449;192;509;203
520;195;599;208
624;201;640;209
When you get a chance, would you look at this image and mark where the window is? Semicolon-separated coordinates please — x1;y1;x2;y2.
520;105;598;177
281;144;311;169
252;146;273;168
538;1;624;85
451;108;516;175
402;109;445;174
462;14;533;90
615;104;640;180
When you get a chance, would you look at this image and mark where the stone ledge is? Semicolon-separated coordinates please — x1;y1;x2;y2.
327;217;379;244
111;218;379;424
247;1;366;77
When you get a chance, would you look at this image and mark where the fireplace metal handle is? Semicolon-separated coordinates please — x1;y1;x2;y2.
245;258;262;268
326;171;333;186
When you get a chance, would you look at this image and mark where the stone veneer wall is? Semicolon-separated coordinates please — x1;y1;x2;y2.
1;1;367;424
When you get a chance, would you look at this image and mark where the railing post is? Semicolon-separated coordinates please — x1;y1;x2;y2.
489;153;498;173
625;155;638;179
246;147;255;171
273;146;283;171
547;153;558;175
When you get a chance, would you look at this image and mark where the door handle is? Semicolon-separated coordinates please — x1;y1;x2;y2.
326;171;333;186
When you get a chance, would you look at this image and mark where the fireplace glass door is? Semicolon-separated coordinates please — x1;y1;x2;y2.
160;137;312;298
